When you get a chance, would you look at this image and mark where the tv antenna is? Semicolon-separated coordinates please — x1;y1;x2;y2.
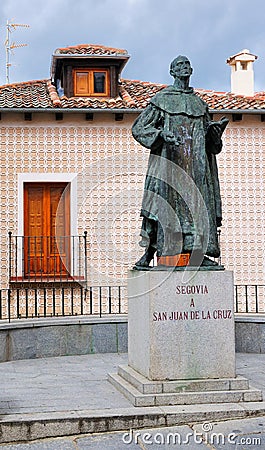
5;19;29;84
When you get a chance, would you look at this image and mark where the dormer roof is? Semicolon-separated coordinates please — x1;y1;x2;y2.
54;43;128;56
50;43;130;82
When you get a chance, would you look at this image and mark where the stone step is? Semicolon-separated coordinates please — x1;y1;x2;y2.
108;372;263;408
117;364;250;394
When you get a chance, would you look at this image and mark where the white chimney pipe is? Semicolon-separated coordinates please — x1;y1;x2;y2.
226;49;257;96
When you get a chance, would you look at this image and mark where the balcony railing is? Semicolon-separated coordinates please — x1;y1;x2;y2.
8;232;87;284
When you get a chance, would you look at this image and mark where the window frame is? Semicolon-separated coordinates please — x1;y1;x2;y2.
73;68;110;97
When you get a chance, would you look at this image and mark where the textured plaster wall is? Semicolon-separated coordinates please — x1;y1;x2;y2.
0;112;264;312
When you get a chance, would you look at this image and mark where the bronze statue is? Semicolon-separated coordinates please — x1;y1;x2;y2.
132;55;228;268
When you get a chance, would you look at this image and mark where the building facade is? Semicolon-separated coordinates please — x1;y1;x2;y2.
0;44;264;317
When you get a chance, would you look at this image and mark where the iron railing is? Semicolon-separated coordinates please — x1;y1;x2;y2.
8;232;87;284
0;284;264;322
234;284;265;314
0;285;127;322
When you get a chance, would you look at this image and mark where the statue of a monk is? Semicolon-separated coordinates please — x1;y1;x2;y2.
132;55;228;268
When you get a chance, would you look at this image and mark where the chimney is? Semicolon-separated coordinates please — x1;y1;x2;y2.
226;49;257;96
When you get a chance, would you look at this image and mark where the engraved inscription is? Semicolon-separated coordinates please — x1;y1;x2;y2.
176;285;209;295
152;309;232;322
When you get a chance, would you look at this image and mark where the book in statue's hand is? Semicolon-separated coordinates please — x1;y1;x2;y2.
208;116;229;132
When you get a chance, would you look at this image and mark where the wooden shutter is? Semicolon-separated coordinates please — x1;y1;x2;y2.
75;71;89;95
24;183;70;278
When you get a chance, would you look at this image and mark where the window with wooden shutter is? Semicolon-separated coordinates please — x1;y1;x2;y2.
24;183;70;278
73;68;110;96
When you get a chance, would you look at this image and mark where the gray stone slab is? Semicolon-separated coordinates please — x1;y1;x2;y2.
163;379;230;393
2;315;265;366
75;406;166;433
235;322;262;353
10;328;38;360
108;373;156;407
236;353;265;396
229;376;249;390
0;331;7;361
135;425;210;449
158;389;262;406
243;388;263;402
204;432;264;449
117;365;163;394
193;415;265;436
92;323;117;353
10;325;77;360
194;419;265;449
36;326;69;358
30;418;80;441
260;324;265;353
160;403;247;426
76;432;140;449
0;441;76;449
63;324;92;355
117;322;128;353
240;401;265;416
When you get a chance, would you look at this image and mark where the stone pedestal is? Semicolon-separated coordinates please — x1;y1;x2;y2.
109;269;262;407
128;269;235;380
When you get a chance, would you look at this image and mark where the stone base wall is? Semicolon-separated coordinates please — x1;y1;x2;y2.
0;315;264;362
235;314;265;353
0;316;127;362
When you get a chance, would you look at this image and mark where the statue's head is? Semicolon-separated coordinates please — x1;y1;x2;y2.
169;55;193;79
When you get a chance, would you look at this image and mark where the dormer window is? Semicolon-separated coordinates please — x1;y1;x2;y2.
51;44;130;99
73;68;110;97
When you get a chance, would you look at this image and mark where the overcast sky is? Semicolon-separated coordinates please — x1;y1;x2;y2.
0;0;265;92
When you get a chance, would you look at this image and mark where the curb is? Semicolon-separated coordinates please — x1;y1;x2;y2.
1;402;265;443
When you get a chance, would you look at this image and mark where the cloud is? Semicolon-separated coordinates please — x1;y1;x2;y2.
0;0;264;92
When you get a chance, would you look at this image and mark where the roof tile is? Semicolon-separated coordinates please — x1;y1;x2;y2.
54;43;128;56
0;79;53;108
1;77;265;111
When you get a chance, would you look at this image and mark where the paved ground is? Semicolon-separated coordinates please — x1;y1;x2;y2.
0;353;130;415
0;353;265;448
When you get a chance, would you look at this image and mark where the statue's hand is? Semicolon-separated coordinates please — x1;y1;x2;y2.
161;131;180;145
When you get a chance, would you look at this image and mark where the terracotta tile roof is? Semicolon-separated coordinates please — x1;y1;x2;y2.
196;88;265;110
121;79;165;108
1;77;265;111
0;79;53;108
122;79;265;110
59;94;129;109
54;44;128;56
